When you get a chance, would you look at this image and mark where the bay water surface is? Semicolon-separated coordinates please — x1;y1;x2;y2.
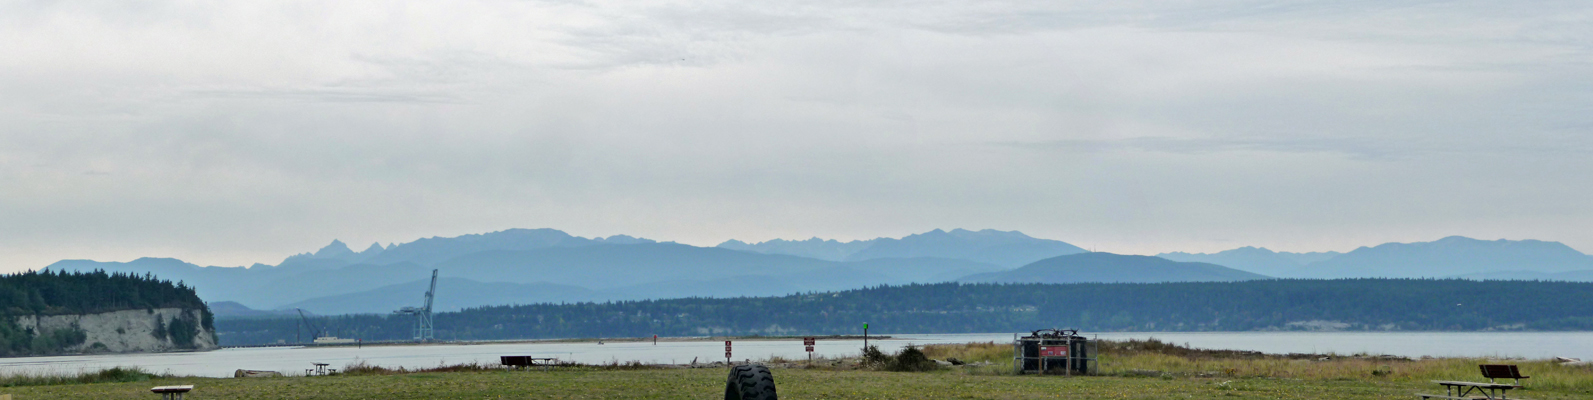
2;332;1588;378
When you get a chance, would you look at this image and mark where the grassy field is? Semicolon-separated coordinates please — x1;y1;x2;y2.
5;367;1591;400
2;340;1590;399
922;340;1593;390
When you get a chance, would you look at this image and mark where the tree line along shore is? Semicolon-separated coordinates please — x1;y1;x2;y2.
218;279;1593;345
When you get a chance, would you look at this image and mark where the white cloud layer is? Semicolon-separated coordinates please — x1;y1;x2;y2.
2;0;1591;271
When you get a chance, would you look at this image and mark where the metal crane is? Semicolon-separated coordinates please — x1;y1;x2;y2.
393;269;438;341
295;308;324;343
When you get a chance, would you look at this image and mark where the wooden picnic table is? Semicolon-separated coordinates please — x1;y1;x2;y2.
150;385;193;400
306;362;336;376
1420;380;1522;400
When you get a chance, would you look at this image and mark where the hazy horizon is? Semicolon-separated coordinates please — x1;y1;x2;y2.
4;1;1590;273
24;227;1587;271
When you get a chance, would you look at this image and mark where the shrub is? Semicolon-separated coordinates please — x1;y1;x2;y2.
887;345;941;372
860;344;942;372
862;345;891;368
0;366;158;387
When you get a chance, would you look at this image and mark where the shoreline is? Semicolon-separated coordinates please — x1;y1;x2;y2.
224;334;892;349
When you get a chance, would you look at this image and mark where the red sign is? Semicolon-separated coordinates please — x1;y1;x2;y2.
803;337;816;346
725;341;732;359
805;345;814;352
1040;346;1068;357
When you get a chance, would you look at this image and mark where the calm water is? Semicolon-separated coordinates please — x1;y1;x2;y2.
3;332;1589;378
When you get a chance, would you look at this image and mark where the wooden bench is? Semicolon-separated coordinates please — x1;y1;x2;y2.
151;385;193;400
1415;395;1482;400
1480;364;1529;386
501;356;558;371
1417;364;1531;400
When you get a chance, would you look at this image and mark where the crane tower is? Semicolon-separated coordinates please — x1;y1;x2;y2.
393;269;438;341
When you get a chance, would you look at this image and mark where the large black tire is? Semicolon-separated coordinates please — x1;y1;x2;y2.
724;365;777;400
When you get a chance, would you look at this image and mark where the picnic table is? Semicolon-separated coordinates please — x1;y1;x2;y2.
150;385;193;400
1418;364;1530;400
306;362;336;376
1421;380;1521;400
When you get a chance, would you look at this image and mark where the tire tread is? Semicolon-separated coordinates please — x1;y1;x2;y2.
724;365;777;400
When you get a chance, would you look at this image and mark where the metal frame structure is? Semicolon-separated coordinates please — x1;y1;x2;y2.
1013;328;1097;376
393;269;438;341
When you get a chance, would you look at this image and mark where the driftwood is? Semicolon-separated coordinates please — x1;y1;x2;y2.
233;369;282;378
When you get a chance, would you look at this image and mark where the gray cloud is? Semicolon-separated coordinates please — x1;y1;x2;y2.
991;137;1400;159
1;0;1591;271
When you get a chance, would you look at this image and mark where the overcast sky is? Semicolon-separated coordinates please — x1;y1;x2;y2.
2;1;1590;272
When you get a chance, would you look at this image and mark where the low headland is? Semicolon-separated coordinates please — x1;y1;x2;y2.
0;271;217;357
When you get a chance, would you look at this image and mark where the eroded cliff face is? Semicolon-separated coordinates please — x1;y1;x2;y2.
14;308;217;353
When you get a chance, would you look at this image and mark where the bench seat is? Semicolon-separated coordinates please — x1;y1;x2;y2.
1417;396;1530;400
501;356;558;370
150;386;193;393
1431;380;1521;389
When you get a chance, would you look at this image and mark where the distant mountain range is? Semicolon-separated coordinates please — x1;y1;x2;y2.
47;228;1075;315
42;229;1593;317
208;301;301;318
1159;236;1593;279
960;253;1265;284
718;228;1086;267
1157;247;1341;278
280;278;601;316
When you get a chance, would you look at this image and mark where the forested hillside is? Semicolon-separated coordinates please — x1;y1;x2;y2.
0;270;213;356
215;279;1593;345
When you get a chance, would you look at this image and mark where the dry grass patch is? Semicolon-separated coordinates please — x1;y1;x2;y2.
920;339;1593;392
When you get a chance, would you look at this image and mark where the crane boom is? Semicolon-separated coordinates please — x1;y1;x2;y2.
392;269;438;341
423;269;437;313
295;308;322;342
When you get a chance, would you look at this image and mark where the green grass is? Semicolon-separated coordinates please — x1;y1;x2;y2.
920;340;1593;391
0;366;162;388
5;367;1591;400
3;340;1591;399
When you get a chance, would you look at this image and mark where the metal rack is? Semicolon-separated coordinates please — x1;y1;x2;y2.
1013;328;1096;376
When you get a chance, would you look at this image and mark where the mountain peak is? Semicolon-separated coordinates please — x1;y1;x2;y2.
595;235;655;245
948;229;1035;240
959;252;1266;284
845;228;1085;267
313;240;354;258
1303;236;1593;278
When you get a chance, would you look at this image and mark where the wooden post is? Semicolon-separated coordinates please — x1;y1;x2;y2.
1066;336;1073;377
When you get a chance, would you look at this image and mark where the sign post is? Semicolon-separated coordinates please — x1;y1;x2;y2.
863;323;869;350
803;337;816;366
724;340;732;365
